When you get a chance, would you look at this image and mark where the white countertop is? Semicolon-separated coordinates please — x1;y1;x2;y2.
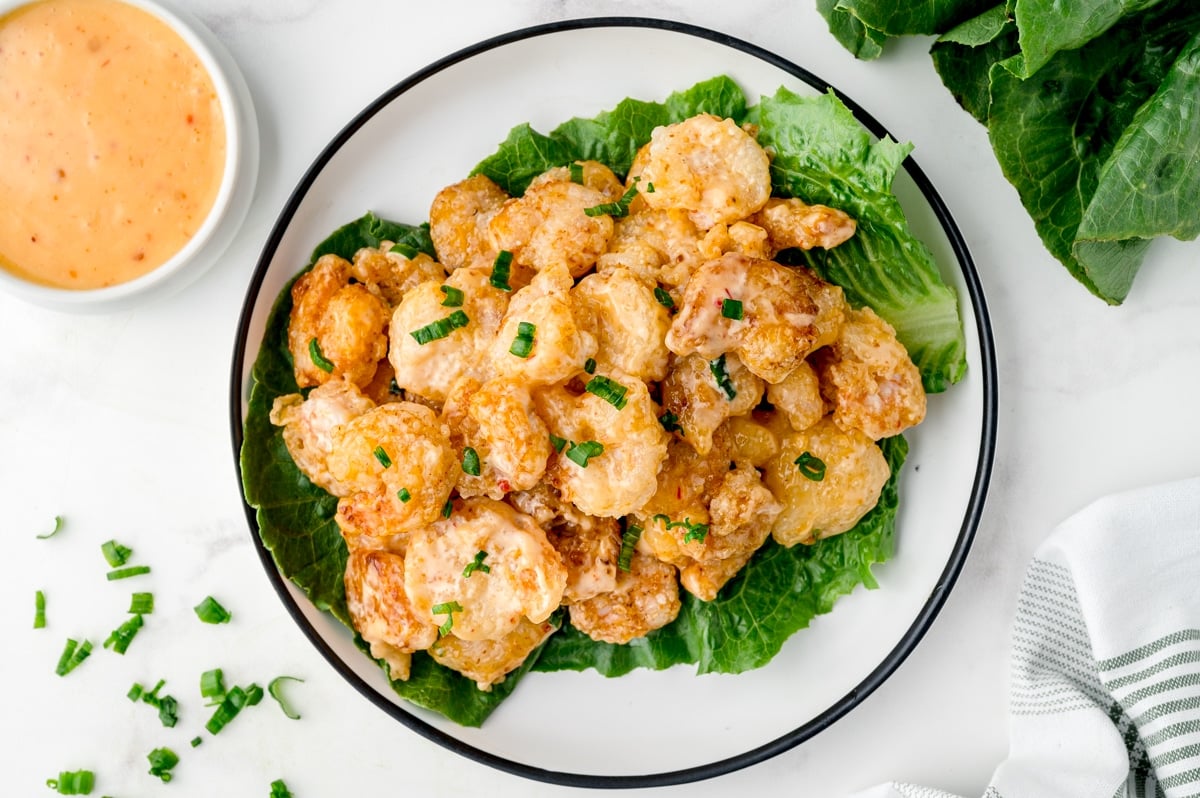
4;1;1199;795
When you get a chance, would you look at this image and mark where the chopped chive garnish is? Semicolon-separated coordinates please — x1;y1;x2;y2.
431;601;463;636
653;286;674;309
308;337;334;373
128;683;144;701
270;779;295;798
568;162;584;184
397;488;412;503
462;550;490;578
794;451;827;481
54;638;93;676
373;445;392;468
442;499;453;519
617;525;642;572
709;354;737;400
410;309;470;345
462;447;481;476
34;590;46;629
106;565;150;581
565;440;604;467
652;514;710;544
721;298;744;320
583;357;597;374
36;515;65;539
147;747;179;783
549;434;568;453
658;411;684;435
585;375;628;410
190;736;203;748
490;250;513;291
155;695;180;728
583;182;639;218
200;668;226;704
646;182;656;193
194;596;231;624
45;770;94;794
439;284;464;307
129;592;154;614
509;320;536;358
268;676;304;720
205;685;250;734
103;613;144;655
389;242;419;259
245;682;265;706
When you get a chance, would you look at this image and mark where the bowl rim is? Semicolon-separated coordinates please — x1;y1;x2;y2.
0;0;248;310
228;16;998;789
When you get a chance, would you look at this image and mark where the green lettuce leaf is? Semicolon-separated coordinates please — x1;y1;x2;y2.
816;0;997;57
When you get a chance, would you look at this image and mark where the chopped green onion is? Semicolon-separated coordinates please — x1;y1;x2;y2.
34;590;46;629
397;488;412;503
106;565;150;581
46;770;94;794
128;592;154;614
194;596;231;624
442;499;453;518
127;683;144;701
245;682;265;706
308;337;334;373
721;298;744;320
653;286;674;309
565;440;604;467
583;182;639;218
190;736;203;748
205;685;251;734
646;182;656;193
490;250;513;291
583;357;597;374
549;434;568;453
410;309;470;345
709;354;737;400
618;525;642;572
585;375;628;410
657;411;684;435
462;550;490;578
55;638;93;676
439;284;464;307
36;515;65;539
146;747;179;783
431;601;463;636
103;613;144;655
652;514;710;544
508;320;536;358
155;694;180;728
268;675;304;720
200;668;226;704
462;447;481;476
373;445;392;469
794;451;827;481
270;779;295;798
568;162;584;184
389;242;419;259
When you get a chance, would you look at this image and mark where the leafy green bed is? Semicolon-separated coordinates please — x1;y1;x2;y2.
241;76;962;726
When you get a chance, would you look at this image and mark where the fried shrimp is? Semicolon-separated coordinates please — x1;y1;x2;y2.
269;379;375;497
430;617;557;691
659;351;763;456
429;174;509;272
572;267;671;382
765;361;824;433
404;497;568;642
344;548;438;682
596;206;703;287
350;245;447;307
568;551;681;644
546;514;622;604
288;253;391;389
751;197;858;255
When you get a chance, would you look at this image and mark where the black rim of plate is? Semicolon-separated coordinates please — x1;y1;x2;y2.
229;16;998;790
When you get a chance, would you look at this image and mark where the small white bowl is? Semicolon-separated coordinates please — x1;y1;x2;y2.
0;0;258;313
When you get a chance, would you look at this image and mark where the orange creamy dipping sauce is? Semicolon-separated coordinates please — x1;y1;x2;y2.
0;0;226;290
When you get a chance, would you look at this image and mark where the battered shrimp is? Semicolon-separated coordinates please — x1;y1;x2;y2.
534;375;669;518
572;267;671;382
724;414;780;467
751;197;858;255
288;254;391;389
388;266;510;404
665;253;846;384
430;617;557;691
813;306;926;440
697;221;771;261
632;114;771;230
659;352;763;456
404;497;568;642
269;379;375;497
344;548;439;682
596;207;703;287
765;361;824;433
635;432;730;565
568;551;681;644
489;262;597;387
428;174;509;271
488;163;621;278
546;514;621;604
350;245;447;307
763;416;890;546
441;376;553;500
325;402;458;531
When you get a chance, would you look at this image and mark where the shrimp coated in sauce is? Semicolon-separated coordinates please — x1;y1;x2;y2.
659;352;763;456
751;197;857;255
430;617;557;691
568;551;681;644
429;174;509;271
269;379;375;497
344;548;439;681
572;267;671;382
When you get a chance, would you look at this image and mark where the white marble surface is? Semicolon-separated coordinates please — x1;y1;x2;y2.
3;1;1198;795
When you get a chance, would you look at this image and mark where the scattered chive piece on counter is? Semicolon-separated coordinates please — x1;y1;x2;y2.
54;638;93;676
565;440;604;467
583;182;639;218
584;375;628;410
709;354;737;400
146;747;179;783
490;250;513;291
200;668;226;704
439;284;464;307
307;337;334;373
410;309;470;345
372;446;392;469
190;736;203;748
246;682;265;706
720;298;744;320
106;565;150;581
617;525;642;572
100;539;132;567
45;769;94;794
128;592;154;614
508;321;535;358
462;447;481;476
568;162;584;184
794;451;827;481
131;679;180;728
194;596;231;624
653;286;674;309
267;676;304;720
462;550;490;578
205;685;252;734
102;613;144;655
270;779;295;798
432;601;462;636
36;515;65;539
397;487;412;503
34;590;46;629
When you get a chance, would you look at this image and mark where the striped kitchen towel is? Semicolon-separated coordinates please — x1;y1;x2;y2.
855;476;1200;798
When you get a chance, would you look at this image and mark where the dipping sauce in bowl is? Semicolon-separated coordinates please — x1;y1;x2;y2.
0;0;257;310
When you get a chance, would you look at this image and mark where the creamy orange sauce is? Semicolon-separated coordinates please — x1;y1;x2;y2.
0;0;226;290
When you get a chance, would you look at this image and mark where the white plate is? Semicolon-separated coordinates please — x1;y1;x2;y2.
230;18;996;787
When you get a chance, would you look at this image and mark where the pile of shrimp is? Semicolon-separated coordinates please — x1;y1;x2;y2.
269;112;927;691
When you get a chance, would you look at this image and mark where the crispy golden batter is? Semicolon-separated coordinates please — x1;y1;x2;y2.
660;351;762;456
269;379;375;497
568;551;681;644
429;174;509;272
345;548;438;682
572;267;671;382
430;617;557;691
751;197;857;255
